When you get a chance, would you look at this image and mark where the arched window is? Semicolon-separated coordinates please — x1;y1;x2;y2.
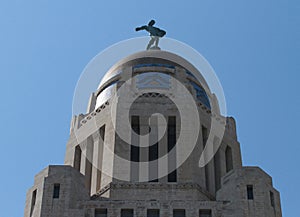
225;146;233;172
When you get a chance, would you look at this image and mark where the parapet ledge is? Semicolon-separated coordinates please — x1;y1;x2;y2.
221;166;273;187
91;182;215;201
32;165;84;185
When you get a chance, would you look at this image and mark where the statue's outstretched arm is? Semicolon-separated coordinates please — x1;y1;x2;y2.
135;25;147;32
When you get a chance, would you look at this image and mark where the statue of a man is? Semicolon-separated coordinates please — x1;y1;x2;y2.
136;20;166;50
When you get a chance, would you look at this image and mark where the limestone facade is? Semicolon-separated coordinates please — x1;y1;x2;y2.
24;50;282;217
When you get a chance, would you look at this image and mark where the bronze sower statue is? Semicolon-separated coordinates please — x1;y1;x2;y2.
136;20;166;50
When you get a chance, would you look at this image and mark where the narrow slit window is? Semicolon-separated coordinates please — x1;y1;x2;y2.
30;189;37;216
270;191;275;207
247;185;254;200
202;125;208;147
74;145;82;171
131;116;140;162
225;145;233;172
53;184;60;199
168;116;177;182
149;141;159;182
202;126;209;190
96;125;105;192
214;153;221;191
100;124;106;141
130;116;140;182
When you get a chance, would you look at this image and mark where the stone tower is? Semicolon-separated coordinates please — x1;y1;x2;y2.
24;49;282;217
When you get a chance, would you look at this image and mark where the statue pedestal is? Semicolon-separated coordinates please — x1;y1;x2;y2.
148;46;161;50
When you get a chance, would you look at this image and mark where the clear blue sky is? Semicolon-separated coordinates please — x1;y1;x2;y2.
0;1;299;216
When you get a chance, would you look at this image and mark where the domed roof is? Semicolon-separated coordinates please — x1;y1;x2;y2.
98;50;210;92
95;49;212;110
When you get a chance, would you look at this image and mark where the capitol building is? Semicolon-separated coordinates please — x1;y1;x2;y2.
24;47;282;217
